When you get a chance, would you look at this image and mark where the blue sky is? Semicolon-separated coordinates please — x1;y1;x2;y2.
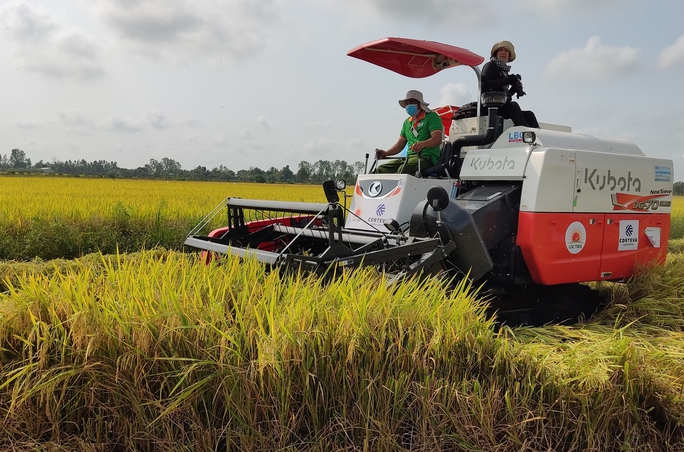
1;0;683;179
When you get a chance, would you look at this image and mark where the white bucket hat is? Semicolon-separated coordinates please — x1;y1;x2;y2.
491;40;516;62
398;90;431;112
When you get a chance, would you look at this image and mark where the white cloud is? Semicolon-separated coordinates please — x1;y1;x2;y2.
328;0;494;28
12;118;50;129
659;35;684;69
0;0;56;41
93;0;285;63
99;113;147;132
258;116;272;130
348;138;364;148
147;110;169;129
14;109;183;132
0;1;105;80
213;133;231;146
56;109;94;127
518;0;616;16
186;133;203;142
237;129;252;140
438;83;472;107
542;37;641;82
306;121;332;129
304;137;339;157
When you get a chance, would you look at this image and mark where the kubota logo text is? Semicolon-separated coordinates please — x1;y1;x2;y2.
470;156;515;171
584;169;641;192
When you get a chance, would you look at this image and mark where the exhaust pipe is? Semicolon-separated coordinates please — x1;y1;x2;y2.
451;91;507;157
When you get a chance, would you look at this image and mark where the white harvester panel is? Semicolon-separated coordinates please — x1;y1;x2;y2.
573;151;673;214
485;127;676;286
459;146;529;181
347;174;458;232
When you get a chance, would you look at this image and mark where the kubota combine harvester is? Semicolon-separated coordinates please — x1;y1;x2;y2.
185;38;674;323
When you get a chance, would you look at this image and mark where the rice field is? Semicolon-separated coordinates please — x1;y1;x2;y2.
0;177;329;261
1;175;683;262
0;175;683;451
0;177;329;221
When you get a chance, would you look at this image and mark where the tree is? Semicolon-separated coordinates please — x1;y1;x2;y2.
311;160;332;183
296;161;311;183
9;149;29;168
266;166;279;183
145;159;164;177
280;165;294;183
189;166;208;180
674;181;684;196
161;157;182;175
251;167;266;183
209;165;235;181
0;147;365;185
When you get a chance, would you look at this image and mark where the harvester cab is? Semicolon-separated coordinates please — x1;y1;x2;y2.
185;37;674;323
345;38;517;234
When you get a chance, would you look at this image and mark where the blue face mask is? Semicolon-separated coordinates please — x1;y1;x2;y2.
405;104;419;116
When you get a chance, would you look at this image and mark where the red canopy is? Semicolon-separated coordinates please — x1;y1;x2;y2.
347;37;484;78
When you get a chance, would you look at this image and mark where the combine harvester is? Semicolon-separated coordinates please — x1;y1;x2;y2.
185;38;674;323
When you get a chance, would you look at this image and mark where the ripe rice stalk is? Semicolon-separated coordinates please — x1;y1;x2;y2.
0;249;684;449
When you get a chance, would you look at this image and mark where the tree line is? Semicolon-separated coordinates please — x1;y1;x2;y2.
4;148;683;191
0;149;366;184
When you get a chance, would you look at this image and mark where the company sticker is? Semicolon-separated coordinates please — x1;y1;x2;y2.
618;220;639;251
565;221;586;255
375;204;386;216
368;181;383;197
655;165;672;183
508;131;523;143
611;192;671;211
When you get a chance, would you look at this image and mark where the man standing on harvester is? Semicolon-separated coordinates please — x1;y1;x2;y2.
373;90;443;174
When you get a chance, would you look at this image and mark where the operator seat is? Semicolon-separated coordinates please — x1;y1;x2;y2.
421;141;455;178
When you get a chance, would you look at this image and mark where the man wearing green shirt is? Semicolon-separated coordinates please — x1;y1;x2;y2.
374;90;443;175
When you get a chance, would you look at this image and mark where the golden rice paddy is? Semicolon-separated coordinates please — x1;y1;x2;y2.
0;175;683;451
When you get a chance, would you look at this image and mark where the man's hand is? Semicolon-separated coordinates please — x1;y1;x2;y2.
375;149;387;159
410;141;425;153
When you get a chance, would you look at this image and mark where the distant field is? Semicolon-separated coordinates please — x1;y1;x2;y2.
671;194;684;238
0;176;328;220
0;176;328;261
0;175;682;261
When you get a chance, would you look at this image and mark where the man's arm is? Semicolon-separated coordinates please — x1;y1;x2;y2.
481;62;518;92
375;137;407;159
410;130;443;153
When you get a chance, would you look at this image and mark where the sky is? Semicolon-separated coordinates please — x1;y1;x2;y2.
1;0;684;179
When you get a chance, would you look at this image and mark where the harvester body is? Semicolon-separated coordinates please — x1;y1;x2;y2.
185;38;674;307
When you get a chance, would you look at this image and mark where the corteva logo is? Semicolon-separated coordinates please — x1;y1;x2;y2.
470;156;515;171
584;168;641;192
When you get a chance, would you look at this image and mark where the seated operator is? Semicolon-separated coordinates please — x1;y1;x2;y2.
481;40;539;128
373;90;443;174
